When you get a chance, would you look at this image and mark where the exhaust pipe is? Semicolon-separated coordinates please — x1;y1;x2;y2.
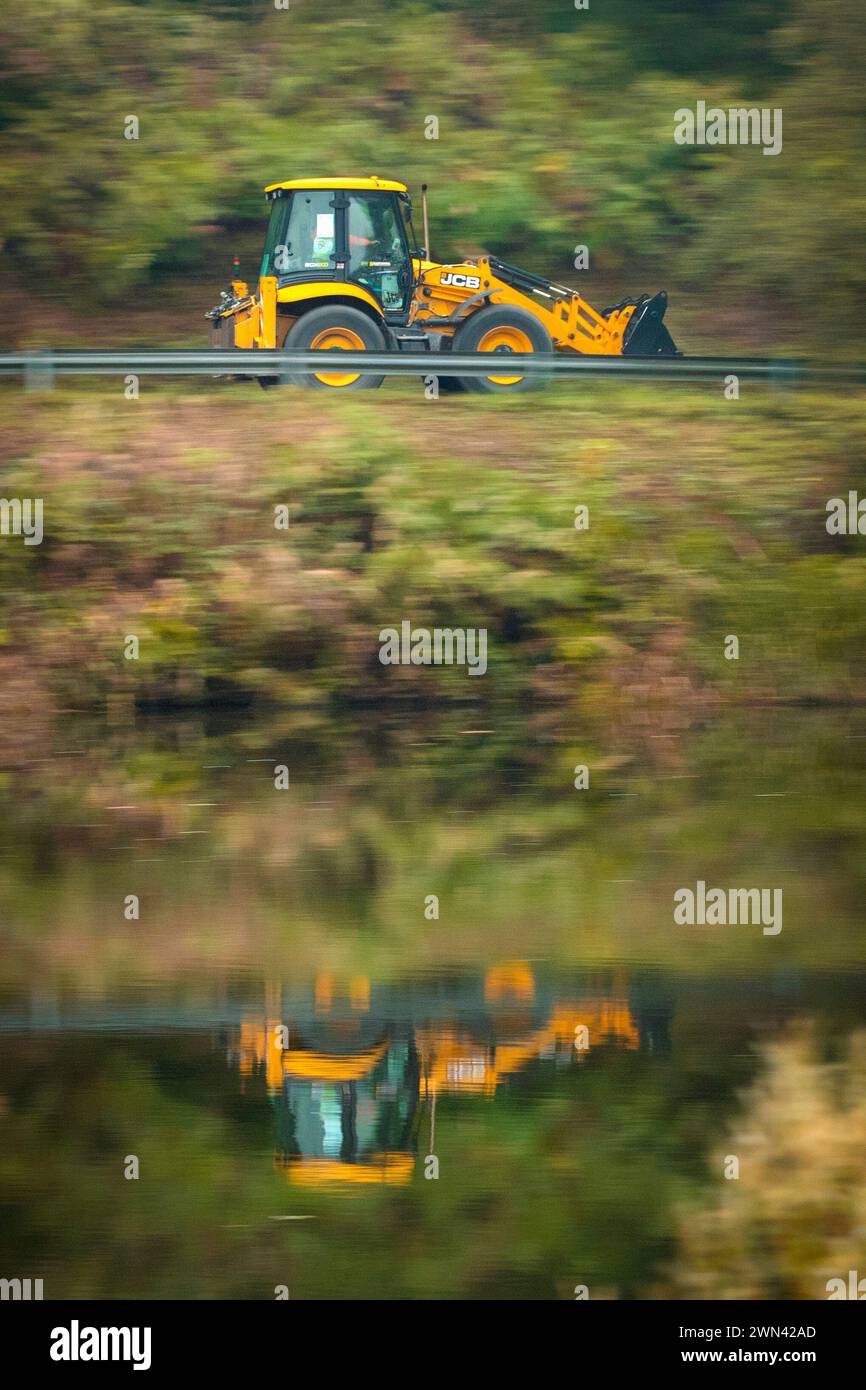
421;183;430;261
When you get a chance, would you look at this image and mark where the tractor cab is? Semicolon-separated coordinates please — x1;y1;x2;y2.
207;171;678;391
260;176;417;320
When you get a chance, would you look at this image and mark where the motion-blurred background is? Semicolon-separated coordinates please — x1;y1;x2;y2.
1;0;864;353
2;0;866;1305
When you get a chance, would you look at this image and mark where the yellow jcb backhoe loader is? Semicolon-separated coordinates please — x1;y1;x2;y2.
206;175;678;392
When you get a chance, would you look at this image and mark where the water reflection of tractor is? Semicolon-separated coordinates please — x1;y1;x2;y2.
232;965;667;1187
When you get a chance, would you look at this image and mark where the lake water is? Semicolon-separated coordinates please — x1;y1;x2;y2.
1;705;865;1299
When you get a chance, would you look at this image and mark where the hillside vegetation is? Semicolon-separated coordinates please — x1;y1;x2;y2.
1;0;864;352
1;380;864;723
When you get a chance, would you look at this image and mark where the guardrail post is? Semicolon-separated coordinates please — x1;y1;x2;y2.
24;349;56;393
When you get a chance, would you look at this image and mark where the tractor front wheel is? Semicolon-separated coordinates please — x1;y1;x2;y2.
452;305;552;393
284;306;386;389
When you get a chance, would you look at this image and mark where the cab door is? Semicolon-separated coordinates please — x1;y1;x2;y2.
263;188;339;281
345;191;413;318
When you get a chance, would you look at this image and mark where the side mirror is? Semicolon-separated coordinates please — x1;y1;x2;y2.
416;246;428;260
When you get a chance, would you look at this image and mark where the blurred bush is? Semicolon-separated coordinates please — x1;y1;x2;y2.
1;382;865;716
660;1027;866;1298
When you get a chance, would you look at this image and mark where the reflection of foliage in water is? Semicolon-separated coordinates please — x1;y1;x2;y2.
1;708;865;1298
3;1017;864;1299
2;706;866;993
0;1025;730;1299
659;1027;866;1299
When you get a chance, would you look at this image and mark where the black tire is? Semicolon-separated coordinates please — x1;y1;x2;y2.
421;367;465;396
452;304;552;394
284;305;387;389
436;374;465;394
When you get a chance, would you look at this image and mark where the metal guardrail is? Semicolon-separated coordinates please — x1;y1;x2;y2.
2;348;865;388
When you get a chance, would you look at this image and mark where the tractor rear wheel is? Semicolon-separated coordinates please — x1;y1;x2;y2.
284;305;386;389
452;305;552;393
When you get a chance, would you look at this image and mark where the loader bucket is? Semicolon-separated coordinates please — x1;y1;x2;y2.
621;292;678;356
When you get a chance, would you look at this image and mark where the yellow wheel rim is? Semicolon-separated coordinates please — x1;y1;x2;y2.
309;326;366;386
476;325;533;385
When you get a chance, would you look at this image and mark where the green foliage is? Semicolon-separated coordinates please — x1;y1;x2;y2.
662;1028;866;1299
0;0;862;349
1;380;865;716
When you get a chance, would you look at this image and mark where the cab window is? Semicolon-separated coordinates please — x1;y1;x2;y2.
347;193;410;311
271;190;337;276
